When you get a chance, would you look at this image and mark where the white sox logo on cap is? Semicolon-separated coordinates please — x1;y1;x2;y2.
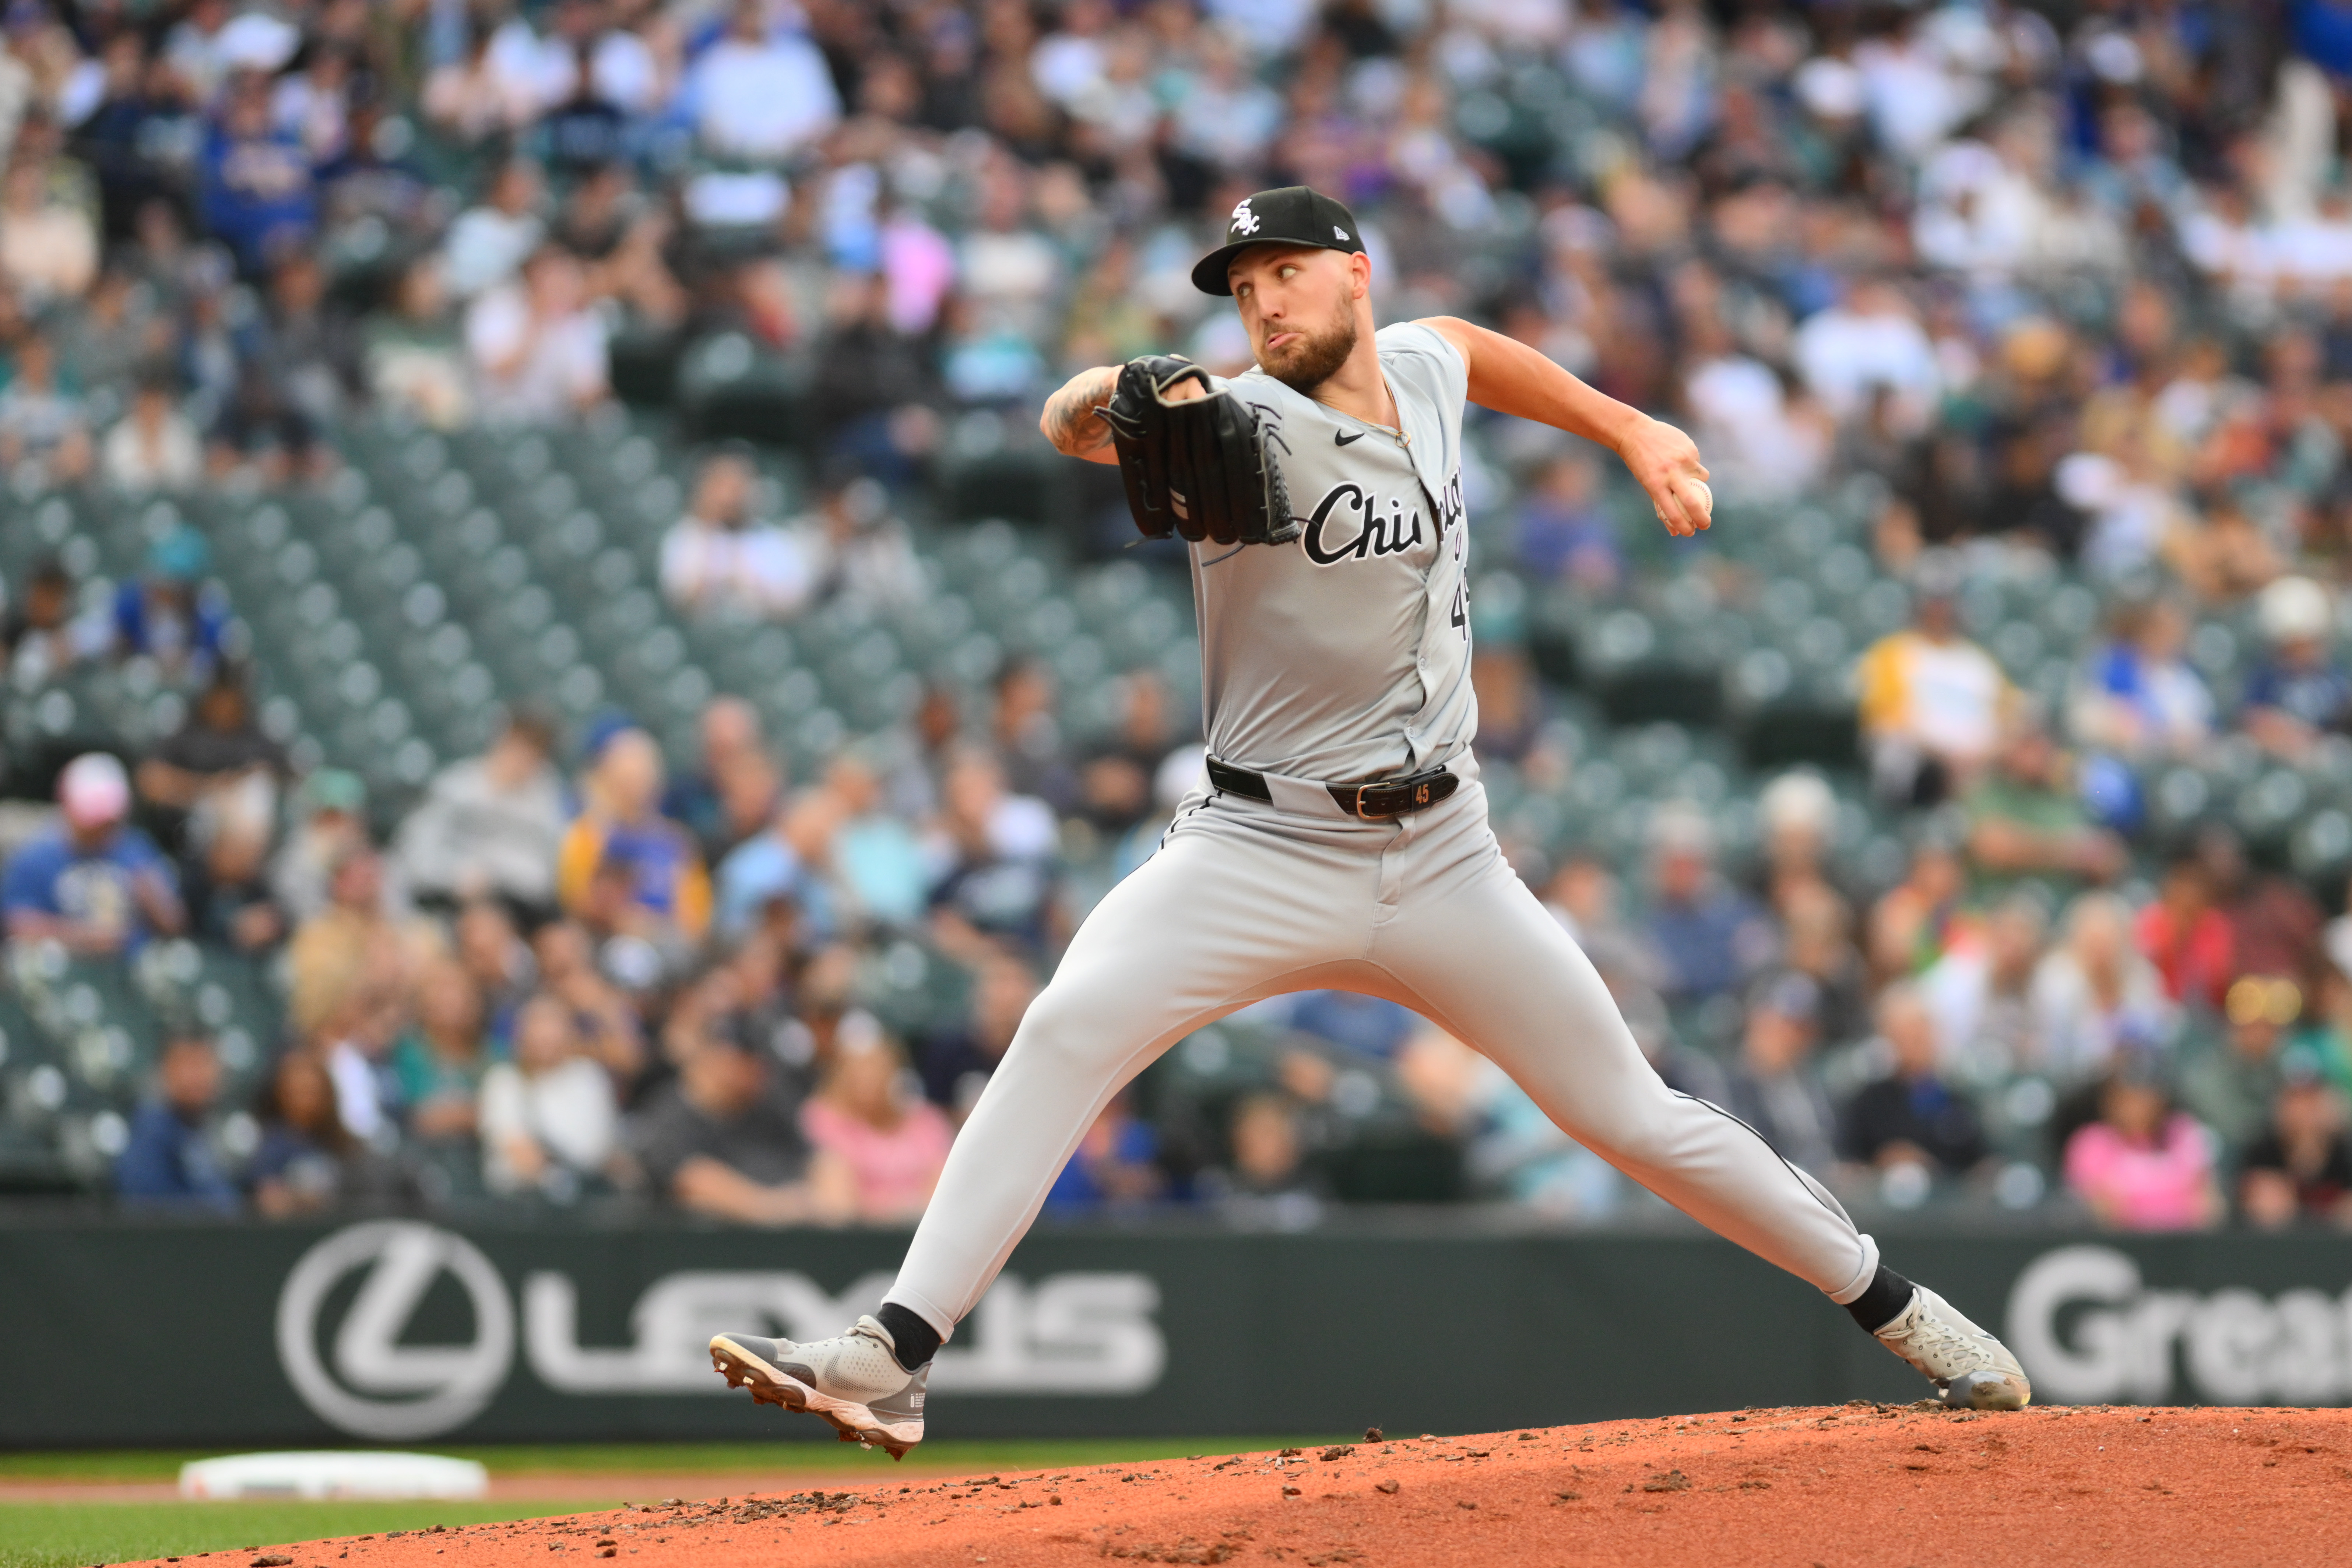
1230;198;1260;236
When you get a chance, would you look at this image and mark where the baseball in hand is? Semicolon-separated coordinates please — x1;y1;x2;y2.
1691;479;1712;521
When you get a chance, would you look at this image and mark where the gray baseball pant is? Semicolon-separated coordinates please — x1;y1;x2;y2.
882;775;1880;1336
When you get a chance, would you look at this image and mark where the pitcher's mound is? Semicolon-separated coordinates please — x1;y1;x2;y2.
136;1404;2352;1568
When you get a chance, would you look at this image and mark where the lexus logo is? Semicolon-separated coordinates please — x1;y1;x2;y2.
276;1221;514;1440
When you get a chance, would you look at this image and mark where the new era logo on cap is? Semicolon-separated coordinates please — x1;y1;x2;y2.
1191;186;1367;295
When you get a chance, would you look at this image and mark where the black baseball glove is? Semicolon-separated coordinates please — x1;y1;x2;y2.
1095;354;1297;547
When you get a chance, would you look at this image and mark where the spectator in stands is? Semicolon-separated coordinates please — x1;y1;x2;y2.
2239;1055;2352;1229
558;727;711;957
136;663;284;847
102;370;205;492
919;949;1037;1121
269;769;369;929
198;68;316;275
1725;972;1838;1175
480;993;620;1200
2197;824;2324;982
3;753;184;955
659;448;813;621
0;158;97;305
686;0;841;165
1044;1089;1164;1211
1855;555;2009;805
2182;976;2299;1152
286;848;402;1041
391;958;486;1145
1963;713;2128;902
0;558;99;689
1753;771;1842;914
452;899;533;1047
112;525;228;681
1199;1092;1328;1226
115;1033;239;1212
142;668;287;952
1780;880;1870;1048
465;245;609;425
799;1026;953;1223
788;477;927;611
1076;672;1177;837
2240;575;2350;760
0;331;94;486
531;918;648;1087
211;252;361;482
440;158;545;301
2063;1056;2223;1231
247;1049;355;1219
1514;450;1620;589
394;707;567;921
2030;892;2175;1086
925;747;1063;964
1641;805;1773;1006
1837;984;1990;1180
630;1030;855;1226
365;256;471;429
812;749;931;927
1285;991;1418;1061
2067;595;2215;763
1919;890;2049;1079
2134;850;2235;1012
665;697;781;865
990;657;1073;808
1865;837;1964;984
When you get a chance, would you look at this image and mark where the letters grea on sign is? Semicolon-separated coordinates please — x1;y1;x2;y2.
277;1222;1166;1438
2006;1244;2352;1406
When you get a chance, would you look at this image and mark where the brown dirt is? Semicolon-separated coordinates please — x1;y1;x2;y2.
121;1404;2352;1568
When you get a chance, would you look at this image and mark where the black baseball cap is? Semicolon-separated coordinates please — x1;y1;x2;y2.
1191;185;1367;296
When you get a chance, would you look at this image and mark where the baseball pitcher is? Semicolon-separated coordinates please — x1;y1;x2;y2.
710;187;2029;1453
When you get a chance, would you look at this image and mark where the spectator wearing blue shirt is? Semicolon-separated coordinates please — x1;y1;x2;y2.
115;1034;240;1212
2242;575;2351;762
1642;804;1775;1006
113;526;230;682
1043;1090;1164;1210
1284;991;1418;1059
1514;451;1621;590
2;753;184;955
198;69;317;276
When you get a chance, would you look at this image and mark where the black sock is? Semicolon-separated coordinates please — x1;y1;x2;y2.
1843;1265;1917;1335
875;1302;943;1371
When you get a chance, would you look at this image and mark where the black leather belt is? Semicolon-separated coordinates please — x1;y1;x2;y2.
1206;757;1460;820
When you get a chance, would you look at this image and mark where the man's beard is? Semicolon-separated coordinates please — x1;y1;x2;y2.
1261;313;1357;394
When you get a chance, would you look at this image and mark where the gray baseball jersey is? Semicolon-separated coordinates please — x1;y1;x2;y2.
1195;320;1473;783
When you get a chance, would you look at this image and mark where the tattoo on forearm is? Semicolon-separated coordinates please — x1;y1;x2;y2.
1045;368;1118;453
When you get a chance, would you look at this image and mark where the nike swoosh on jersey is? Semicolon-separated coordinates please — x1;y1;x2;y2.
1334;429;1365;446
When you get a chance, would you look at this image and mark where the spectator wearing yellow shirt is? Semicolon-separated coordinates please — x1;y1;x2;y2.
1855;553;2013;806
556;727;712;956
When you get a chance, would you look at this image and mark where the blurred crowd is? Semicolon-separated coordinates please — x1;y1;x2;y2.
11;0;2352;1231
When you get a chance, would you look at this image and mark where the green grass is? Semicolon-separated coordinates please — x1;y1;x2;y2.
0;1437;1340;1484
0;1438;1352;1568
0;1501;577;1568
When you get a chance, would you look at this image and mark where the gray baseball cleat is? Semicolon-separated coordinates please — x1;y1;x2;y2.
1872;1285;2032;1410
710;1315;928;1457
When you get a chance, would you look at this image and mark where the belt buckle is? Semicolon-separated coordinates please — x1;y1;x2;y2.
1352;783;1381;820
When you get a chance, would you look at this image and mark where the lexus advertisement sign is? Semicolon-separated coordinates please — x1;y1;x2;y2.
4;1220;2350;1445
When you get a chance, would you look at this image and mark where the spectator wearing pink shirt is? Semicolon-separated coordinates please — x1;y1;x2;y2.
2063;1061;2223;1231
799;1023;953;1224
